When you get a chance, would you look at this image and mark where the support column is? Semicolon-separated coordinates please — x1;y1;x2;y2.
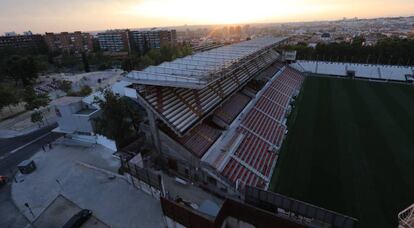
147;110;162;154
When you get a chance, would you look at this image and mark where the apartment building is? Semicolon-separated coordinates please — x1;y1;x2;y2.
44;31;93;54
0;31;45;50
97;30;131;52
130;29;177;53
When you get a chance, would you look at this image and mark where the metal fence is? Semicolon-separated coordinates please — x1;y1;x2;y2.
160;197;214;228
244;186;358;228
160;197;304;228
121;158;164;198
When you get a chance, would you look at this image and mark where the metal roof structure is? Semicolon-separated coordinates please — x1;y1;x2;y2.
126;37;288;89
129;40;282;136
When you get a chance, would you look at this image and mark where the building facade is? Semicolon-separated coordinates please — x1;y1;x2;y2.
130;29;177;53
97;29;177;53
0;31;45;50
97;30;131;52
44;31;93;54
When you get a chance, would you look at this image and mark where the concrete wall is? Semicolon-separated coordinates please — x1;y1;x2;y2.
56;101;82;132
124;87;138;99
69;133;96;143
221;217;256;228
97;134;117;151
141;123;200;167
164;216;186;228
55;101;99;134
72;114;94;133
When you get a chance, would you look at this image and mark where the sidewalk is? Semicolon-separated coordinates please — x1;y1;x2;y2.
0;106;57;139
11;140;164;228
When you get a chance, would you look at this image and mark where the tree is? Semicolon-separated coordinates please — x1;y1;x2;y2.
160;45;174;62
30;111;44;127
140;55;155;68
81;52;90;72
283;37;414;65
79;85;92;96
4;55;39;86
58;80;72;93
23;87;50;110
33;55;49;73
93;91;142;147
0;87;19;112
67;85;92;97
121;54;141;72
121;58;133;72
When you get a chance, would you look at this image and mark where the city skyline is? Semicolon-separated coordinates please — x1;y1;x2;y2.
1;0;414;34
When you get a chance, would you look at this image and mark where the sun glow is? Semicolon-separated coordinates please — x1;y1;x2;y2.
122;0;337;25
2;0;414;33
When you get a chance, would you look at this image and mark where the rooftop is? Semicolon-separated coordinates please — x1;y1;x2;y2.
129;44;281;136
125;37;287;89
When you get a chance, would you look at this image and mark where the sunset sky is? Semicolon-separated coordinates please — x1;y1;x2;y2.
0;0;413;34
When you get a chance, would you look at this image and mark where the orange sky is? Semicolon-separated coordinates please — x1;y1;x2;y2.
0;0;413;33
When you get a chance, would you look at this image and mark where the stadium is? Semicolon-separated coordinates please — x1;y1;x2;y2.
122;37;414;227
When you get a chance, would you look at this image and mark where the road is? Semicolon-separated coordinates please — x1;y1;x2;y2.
0;124;62;228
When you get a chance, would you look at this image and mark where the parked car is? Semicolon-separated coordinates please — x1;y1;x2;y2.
63;209;92;228
0;176;8;186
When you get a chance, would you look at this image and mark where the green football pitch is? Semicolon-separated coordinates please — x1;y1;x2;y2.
269;76;414;228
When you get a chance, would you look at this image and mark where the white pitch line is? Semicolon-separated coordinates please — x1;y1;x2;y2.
8;132;51;154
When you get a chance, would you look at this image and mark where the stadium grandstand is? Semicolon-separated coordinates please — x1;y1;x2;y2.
206;67;304;189
291;60;414;82
123;36;307;191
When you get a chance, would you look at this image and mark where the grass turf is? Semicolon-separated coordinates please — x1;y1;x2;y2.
269;76;414;228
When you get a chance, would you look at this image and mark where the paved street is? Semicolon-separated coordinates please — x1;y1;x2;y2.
0;124;58;161
0;125;62;228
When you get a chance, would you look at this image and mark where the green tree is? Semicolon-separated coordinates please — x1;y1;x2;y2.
285;37;414;65
67;85;92;97
58;80;72;93
88;52;113;70
34;55;49;73
60;53;80;69
160;45;174;62
78;85;92;96
140;55;155;68
23;87;50;110
81;52;90;72
121;54;141;72
121;58;133;72
4;55;39;86
93;91;142;147
30;111;44;127
147;49;162;65
0;86;19;112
